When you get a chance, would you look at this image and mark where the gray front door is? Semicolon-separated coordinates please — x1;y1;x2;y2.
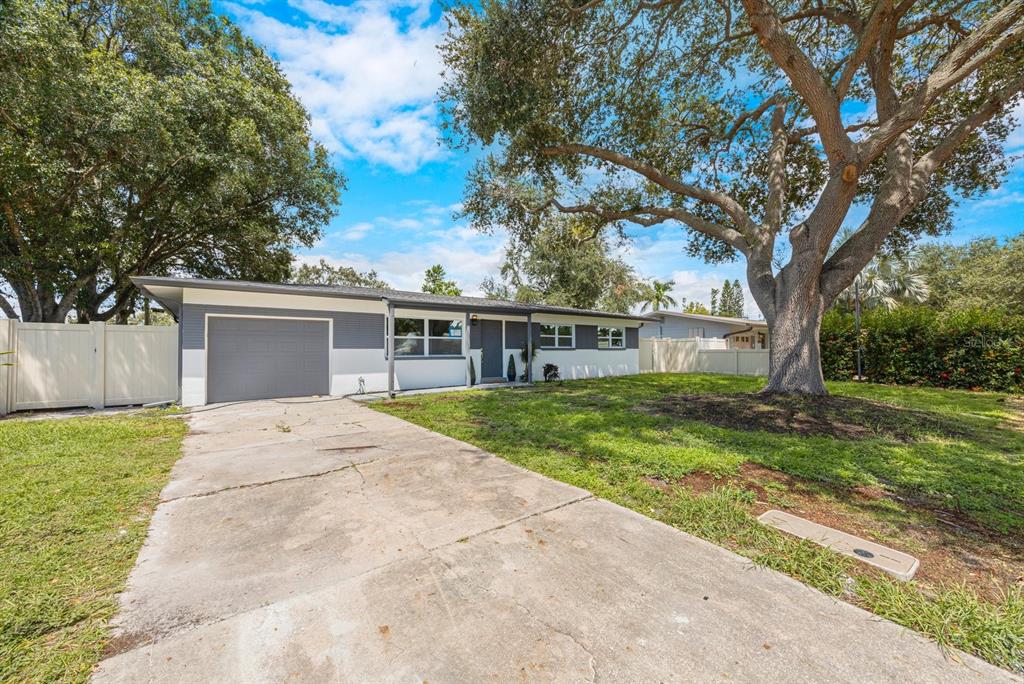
207;317;329;403
480;319;503;379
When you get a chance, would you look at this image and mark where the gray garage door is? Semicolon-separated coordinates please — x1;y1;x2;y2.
207;317;329;403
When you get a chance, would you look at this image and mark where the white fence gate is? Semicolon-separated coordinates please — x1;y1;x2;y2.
0;320;178;415
640;338;770;377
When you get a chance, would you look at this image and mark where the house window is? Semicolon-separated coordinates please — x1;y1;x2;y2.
597;326;625;348
687;327;705;338
540;323;573;348
394;317;463;356
428;318;463;355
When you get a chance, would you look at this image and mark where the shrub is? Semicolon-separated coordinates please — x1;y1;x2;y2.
820;306;1024;392
543;363;560;382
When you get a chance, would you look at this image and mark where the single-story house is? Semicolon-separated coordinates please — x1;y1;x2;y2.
133;276;655;407
639;310;770;349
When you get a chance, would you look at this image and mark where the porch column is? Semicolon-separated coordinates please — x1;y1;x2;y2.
465;312;471;387
386;299;395;398
526;312;533;384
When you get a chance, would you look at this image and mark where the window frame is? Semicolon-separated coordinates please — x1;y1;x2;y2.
539;322;574;349
391;316;464;357
597;326;626;349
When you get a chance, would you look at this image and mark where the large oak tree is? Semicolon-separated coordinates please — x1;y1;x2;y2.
0;0;343;322
441;0;1024;394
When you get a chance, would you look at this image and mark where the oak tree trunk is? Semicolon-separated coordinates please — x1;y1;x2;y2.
762;280;828;395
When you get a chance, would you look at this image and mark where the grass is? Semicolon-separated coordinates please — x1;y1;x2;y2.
0;411;186;683
373;373;1024;673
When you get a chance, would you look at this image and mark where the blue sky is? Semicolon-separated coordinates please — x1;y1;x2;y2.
216;0;1024;318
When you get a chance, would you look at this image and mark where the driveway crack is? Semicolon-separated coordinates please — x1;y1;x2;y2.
160;459;381;503
427;493;594;551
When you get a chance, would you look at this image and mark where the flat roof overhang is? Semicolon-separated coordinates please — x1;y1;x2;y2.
131;276;657;323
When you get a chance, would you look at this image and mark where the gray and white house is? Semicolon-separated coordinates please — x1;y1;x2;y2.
134;276;653;407
639;310;770;349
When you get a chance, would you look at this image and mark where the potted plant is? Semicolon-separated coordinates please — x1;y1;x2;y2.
506;354;516;382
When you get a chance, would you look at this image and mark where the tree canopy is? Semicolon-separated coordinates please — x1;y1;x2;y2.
0;0;343;322
711;280;745;317
422;264;463;296
441;0;1024;393
492;218;644;312
917;233;1024;313
290;258;389;289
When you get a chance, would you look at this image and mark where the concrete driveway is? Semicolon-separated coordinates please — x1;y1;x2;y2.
94;397;1012;683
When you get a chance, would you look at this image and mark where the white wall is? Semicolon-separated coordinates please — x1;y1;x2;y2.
639;338;769;377
532;349;638;380
0;321;178;414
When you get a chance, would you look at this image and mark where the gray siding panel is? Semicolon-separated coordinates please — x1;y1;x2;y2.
470;321;483;350
505;321;527;349
640;315;738;340
180;303;384;350
626;327;639;349
575;325;598;349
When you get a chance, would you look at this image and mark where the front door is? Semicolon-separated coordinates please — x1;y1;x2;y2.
481;319;503;380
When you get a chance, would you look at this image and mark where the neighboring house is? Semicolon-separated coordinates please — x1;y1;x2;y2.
640;311;770;350
133;276;654;407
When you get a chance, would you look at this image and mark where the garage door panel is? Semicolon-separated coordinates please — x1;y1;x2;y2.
207;318;329;403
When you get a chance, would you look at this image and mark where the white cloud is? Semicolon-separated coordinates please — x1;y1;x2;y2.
340;221;374;240
973;190;1024;209
225;0;445;172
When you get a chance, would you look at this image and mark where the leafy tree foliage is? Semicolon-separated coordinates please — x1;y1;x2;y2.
291;258;389;289
422;264;463;296
683;301;711;314
640;280;678;312
0;0;343;322
711;280;745;317
916;234;1024;313
480;275;514;300
441;0;1024;394
496;218;644;312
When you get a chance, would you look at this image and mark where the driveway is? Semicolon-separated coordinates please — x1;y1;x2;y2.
94;397;1012;683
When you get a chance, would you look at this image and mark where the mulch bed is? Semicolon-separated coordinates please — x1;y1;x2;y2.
639;393;967;442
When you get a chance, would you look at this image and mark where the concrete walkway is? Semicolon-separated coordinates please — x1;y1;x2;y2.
94;397;1013;683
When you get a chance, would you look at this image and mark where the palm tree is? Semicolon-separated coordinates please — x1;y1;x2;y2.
836;255;930;311
830;228;929;311
640;280;678;312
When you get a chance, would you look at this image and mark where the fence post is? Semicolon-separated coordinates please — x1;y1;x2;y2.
734;350;740;375
90;321;105;409
0;319;13;416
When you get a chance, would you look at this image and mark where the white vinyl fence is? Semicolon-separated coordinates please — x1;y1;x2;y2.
640;338;769;377
0;320;178;415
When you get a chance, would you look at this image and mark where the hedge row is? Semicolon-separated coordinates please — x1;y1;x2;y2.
820;307;1024;393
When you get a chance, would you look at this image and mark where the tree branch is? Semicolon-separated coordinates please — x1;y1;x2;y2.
822;72;1024;300
765;102;788;232
0;293;19;320
540;143;757;235
741;0;855;165
859;1;1024;163
536;198;751;255
834;0;893;102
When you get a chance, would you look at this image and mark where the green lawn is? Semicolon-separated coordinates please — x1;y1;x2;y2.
0;411;186;683
373;373;1024;673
